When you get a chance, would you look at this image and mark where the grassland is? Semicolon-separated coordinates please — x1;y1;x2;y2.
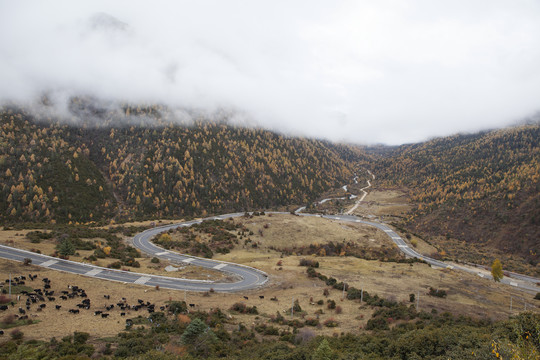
0;213;537;343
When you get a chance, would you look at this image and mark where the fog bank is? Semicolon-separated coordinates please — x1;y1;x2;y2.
1;1;540;144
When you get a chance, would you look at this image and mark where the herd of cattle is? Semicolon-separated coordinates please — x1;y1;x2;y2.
0;272;279;337
0;273;181;333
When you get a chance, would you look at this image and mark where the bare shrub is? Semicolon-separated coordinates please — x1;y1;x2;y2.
10;328;24;340
295;328;316;344
2;314;16;325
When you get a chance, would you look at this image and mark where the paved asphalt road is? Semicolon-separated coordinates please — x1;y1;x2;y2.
0;208;537;293
0;213;269;292
316;214;539;292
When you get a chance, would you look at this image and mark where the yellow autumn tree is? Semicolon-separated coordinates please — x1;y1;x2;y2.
491;259;503;282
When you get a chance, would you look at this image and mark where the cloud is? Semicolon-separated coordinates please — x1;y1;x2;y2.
1;0;539;144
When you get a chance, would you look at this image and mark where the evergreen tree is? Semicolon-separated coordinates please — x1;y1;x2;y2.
313;339;335;360
181;318;207;345
57;239;76;256
181;318;217;356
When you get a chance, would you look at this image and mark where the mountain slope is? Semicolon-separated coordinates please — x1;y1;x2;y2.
372;125;539;271
0;105;356;224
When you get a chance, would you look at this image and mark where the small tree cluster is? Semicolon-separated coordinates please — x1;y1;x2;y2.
428;287;447;298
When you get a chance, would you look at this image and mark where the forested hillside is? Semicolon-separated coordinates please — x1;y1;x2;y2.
2;99;538;272
0;103;358;224
372;125;539;270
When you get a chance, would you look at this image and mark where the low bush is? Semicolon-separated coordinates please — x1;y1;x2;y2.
168;301;187;314
299;258;319;268
366;317;389;331
323;318;339;328
304;318;320;327
327;300;336;310
10;329;24;340
428;287;447;298
229;302;258;315
108;261;122;269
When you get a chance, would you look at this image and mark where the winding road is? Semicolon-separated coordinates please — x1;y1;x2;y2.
0;214;268;292
0;171;538;294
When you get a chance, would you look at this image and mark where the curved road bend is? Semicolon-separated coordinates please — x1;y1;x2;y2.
0;213;268;292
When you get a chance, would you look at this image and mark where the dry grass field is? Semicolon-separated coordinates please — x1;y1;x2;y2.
1;214;537;343
230;213;390;251
358;189;412;216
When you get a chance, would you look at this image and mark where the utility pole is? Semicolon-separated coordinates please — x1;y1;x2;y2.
291;297;294;318
8;273;11;299
342;283;346;299
360;288;363;303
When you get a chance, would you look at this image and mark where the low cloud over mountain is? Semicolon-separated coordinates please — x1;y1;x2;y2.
1;0;540;144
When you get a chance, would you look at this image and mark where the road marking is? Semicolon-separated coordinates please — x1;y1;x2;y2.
40;260;58;267
355;220;361;223
384;230;392;233
477;273;485;278
183;258;195;263
134;276;151;285
446;265;454;270
213;263;227;270
398;245;408;248
392;237;401;240
156;251;169;256
510;281;518;287
85;268;102;276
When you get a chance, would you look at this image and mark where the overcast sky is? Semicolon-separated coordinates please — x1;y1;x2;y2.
1;0;539;144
